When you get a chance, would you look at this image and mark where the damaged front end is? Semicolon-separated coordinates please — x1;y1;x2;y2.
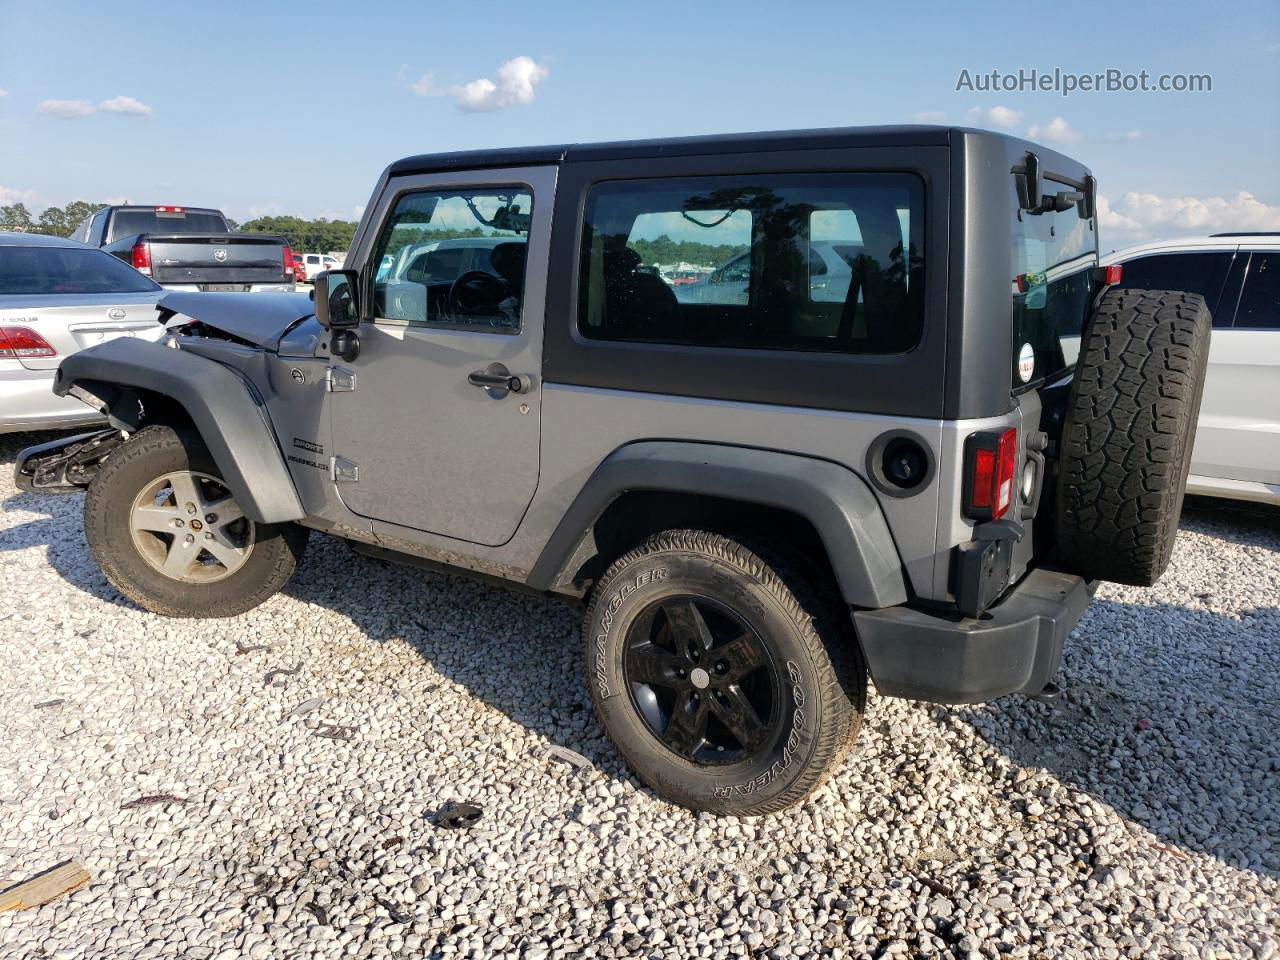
14;429;125;494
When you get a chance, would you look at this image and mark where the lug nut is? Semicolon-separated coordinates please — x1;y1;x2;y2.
205;514;217;524
174;519;185;528
184;534;194;544
204;533;214;541
715;661;728;674
186;503;197;515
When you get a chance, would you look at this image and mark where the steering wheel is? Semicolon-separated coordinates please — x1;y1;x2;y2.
446;271;514;325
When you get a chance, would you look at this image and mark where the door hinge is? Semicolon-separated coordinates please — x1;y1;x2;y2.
325;366;356;392
331;456;359;482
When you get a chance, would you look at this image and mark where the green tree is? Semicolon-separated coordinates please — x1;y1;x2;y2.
240;215;360;254
0;202;35;232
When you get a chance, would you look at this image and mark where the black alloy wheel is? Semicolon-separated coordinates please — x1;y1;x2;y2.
623;595;781;765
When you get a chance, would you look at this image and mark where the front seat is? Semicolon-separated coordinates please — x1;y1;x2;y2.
602;245;681;338
489;242;528;298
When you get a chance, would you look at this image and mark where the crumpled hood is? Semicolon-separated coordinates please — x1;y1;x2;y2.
158;291;316;350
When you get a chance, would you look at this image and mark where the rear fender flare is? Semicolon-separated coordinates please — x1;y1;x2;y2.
527;441;908;609
53;338;305;524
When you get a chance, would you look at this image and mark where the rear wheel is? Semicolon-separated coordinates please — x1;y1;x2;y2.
584;530;865;815
1056;288;1212;585
85;424;308;617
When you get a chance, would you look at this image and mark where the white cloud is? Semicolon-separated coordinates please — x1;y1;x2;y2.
0;185;40;207
0;88;8;99
1106;129;1143;143
247;202;284;219
38;98;96;119
103;195;131;206
1099;190;1280;248
409;56;549;112
1027;116;1082;145
965;105;1023;129
99;95;152;117
912;110;946;123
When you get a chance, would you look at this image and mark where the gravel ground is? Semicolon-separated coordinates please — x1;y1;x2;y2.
0;429;1276;960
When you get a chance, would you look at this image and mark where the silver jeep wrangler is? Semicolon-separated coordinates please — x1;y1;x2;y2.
17;126;1211;815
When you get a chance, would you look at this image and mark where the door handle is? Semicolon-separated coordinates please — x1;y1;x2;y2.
468;363;531;396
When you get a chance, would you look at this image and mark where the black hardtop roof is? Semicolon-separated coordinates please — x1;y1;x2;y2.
387;125;971;178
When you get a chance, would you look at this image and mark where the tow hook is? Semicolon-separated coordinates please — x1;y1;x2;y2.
1029;681;1062;703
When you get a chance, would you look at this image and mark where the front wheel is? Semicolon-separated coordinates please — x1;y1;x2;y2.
583;530;865;815
84;425;308;617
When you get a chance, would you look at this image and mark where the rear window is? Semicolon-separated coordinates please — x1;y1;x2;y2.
578;172;925;355
0;247;161;295
107;209;229;242
1010;174;1098;386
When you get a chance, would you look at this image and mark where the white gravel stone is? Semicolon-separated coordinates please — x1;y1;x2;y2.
0;431;1277;959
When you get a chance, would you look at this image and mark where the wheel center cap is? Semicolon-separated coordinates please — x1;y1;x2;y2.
689;667;711;690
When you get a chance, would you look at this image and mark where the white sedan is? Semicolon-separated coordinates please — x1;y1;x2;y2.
0;233;166;433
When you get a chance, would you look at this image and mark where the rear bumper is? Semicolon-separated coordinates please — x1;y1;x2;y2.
159;283;297;294
853;567;1095;704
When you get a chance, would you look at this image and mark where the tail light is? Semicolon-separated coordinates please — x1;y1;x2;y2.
964;428;1018;521
0;326;57;359
131;241;152;276
282;245;295;280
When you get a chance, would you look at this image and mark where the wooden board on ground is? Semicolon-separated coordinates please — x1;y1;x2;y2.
0;860;91;911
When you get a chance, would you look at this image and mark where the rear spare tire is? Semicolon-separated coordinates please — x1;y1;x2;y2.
1056;288;1211;585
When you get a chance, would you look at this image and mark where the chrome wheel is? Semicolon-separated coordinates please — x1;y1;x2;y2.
129;471;254;583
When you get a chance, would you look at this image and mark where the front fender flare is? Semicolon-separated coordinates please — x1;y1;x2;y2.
53;338;305;524
527;441;908;608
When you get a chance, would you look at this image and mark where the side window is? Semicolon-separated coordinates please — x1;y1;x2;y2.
577;172;925;354
1234;252;1279;329
1117;252;1234;323
371;187;532;332
88;211;106;245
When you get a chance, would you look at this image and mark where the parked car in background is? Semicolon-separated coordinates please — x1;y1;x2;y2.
299;253;341;281
70;205;295;293
1103;233;1279;505
291;253;307;283
676;242;863;306
0;233;165;433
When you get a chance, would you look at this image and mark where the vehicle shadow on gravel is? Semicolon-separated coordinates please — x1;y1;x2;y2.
277;534;624;778
4;429;1278;876
963;590;1279;879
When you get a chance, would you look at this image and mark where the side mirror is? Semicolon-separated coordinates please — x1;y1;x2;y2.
314;269;361;330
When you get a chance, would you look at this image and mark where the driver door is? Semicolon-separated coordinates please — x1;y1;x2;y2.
328;167;555;546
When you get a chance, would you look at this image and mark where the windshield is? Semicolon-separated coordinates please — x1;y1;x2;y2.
0;246;161;295
1010;176;1097;386
107;208;229;241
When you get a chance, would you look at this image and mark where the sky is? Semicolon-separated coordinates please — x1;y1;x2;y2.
1;0;1278;252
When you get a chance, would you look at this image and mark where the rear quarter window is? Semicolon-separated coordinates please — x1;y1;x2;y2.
1233;251;1279;329
577;172;925;355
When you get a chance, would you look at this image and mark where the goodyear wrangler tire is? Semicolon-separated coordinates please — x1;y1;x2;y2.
1056;288;1212;586
84;424;308;618
583;530;865;815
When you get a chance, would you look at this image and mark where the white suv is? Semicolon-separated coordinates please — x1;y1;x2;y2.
1103;233;1279;505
